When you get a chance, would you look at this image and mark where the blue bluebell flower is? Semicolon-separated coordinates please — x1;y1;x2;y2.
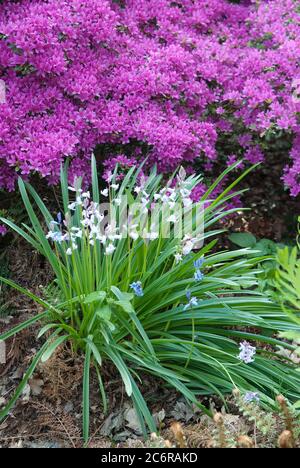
57;212;63;225
194;269;204;282
130;281;144;297
193;257;204;282
194;257;204;269
186;290;192;301
184;290;199;310
244;392;260;403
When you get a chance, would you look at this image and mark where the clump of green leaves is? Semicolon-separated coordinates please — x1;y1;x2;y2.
0;159;300;444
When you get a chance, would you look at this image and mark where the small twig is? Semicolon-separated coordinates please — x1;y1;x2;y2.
33;401;77;449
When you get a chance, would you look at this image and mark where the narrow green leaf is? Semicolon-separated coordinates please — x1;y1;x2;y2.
0;217;40;251
83;346;92;444
0;276;61;313
60;161;70;214
41;335;69;362
95;364;108;414
104;347;133;396
91;154;100;204
86;338;102;366
0;311;48;342
37;324;60;339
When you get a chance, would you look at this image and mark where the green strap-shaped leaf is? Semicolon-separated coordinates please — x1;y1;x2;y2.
0;276;61;314
41;335;69;362
83;345;92;444
0;217;40;251
18;178;61;278
85;338;102;366
0;311;48;342
94;364;108;414
91;154;99;204
60;161;70;215
104;347;133;396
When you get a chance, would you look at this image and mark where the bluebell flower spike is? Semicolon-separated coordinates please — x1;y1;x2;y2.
194;270;204;282
194;257;204;269
130;281;144;297
57;212;63;225
238;341;256;364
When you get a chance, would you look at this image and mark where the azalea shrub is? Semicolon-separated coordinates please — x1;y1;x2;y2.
0;0;299;193
0;158;300;443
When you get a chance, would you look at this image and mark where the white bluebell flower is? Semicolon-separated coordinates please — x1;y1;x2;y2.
183;198;193;208
68;202;77;211
180;188;191;198
134;186;142;194
129;230;139;241
101;189;109;197
182;239;194;256
238;341;256;364
167;215;177;223
105;244;116;255
68;185;82;193
114;198;122;206
46;231;67;243
174;253;183;264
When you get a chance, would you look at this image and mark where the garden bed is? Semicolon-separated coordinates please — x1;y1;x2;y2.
0;167;299;449
0;0;300;450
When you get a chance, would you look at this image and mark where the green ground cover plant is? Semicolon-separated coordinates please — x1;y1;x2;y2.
0;159;299;443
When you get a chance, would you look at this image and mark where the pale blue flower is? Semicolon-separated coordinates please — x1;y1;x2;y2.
46;228;69;243
194;269;204;282
193;257;204;282
244;392;260;403
238;341;256;364
57;212;63;225
194;257;204;269
184;290;199;310
130;281;144;297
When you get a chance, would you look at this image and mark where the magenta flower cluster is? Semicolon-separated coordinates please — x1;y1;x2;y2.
0;1;299;194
